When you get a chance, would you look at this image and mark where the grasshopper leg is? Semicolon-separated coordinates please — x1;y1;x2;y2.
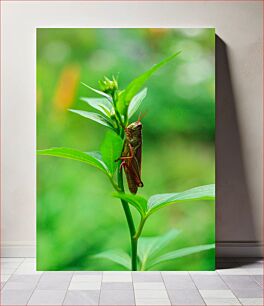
115;143;134;162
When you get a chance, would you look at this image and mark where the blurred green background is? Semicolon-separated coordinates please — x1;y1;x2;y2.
37;28;215;271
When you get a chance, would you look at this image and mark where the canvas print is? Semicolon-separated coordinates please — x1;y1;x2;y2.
37;28;215;271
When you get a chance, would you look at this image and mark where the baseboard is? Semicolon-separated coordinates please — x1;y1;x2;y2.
1;241;263;258
216;241;263;258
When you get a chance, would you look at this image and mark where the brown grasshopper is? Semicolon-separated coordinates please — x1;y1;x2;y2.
118;118;144;194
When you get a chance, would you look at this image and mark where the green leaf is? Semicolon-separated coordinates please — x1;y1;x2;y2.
113;193;147;217
37;147;109;175
147;184;215;216
117;51;181;113
80;97;113;117
148;244;215;269
100;131;124;175
93;250;131;270
138;229;181;271
69;109;114;129
128;88;147;119
81;82;113;103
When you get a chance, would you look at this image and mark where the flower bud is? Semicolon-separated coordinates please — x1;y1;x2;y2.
98;76;118;96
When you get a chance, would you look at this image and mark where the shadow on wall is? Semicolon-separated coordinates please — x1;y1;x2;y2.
215;36;259;267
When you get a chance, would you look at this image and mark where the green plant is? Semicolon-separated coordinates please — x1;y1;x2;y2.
37;52;215;271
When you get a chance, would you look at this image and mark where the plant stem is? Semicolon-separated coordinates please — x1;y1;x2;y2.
134;217;147;240
117;168;137;271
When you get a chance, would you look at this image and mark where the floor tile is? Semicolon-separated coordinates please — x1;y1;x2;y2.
135;289;169;299
63;290;100;305
37;272;72;290
1;288;33;305
190;271;217;275
239;298;264;305
199;289;236;298
69;281;101;290
1;262;21;269
132;272;163;282
1;275;11;282
191;275;228;290
244;268;263;275
203;297;241;305
252;275;263;287
101;281;133;290
28;289;66;305
162;274;196;289
8;274;41;283
23;258;36;263
2;267;18;274
71;274;101;282
217;268;249;275
162;271;189;275
136;298;171;305
14;263;42;275
167;289;205;305
3;280;37;291
134;282;166;290
231;288;263;298
0;258;24;263
99;289;135;305
74;271;102;275
221;275;261;290
102;271;132;282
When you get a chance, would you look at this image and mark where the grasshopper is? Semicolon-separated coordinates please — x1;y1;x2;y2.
118;118;144;194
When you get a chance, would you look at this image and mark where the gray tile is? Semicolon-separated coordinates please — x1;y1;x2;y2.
1;275;11;282
8;274;41;283
221;275;261;290
28;289;66;305
1;258;25;263
63;290;100;305
203;297;240;305
167;289;205;305
102;271;132;282
163;274;196;289
135;298;171;305
239;298;264;305
132;272;162;282
99;289;135;305
252;275;263;287
37;272;72;290
3;280;37;291
1;288;33;305
74;271;102;275
231;288;263;298
217;268;248;275
245;268;263;275
101;282;133;290
191;275;228;290
135;289;168;299
134;282;166;290
4;274;40;292
1;282;5;289
199;289;236;298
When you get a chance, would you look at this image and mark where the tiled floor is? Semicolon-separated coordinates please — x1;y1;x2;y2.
0;258;263;305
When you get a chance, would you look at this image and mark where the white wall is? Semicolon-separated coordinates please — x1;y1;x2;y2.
1;1;262;257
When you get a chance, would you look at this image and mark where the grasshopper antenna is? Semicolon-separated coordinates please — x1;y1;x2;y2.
137;111;148;123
